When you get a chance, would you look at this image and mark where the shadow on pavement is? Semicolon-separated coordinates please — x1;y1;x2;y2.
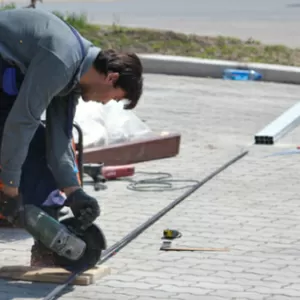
0;228;30;242
0;280;75;299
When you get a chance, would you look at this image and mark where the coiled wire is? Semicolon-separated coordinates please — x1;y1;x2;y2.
118;171;201;192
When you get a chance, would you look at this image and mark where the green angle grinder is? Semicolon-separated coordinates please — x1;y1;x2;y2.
23;205;106;270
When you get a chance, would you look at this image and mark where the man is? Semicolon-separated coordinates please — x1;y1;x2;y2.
0;8;143;266
26;0;42;9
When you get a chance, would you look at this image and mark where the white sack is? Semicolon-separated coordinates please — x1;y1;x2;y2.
73;98;152;148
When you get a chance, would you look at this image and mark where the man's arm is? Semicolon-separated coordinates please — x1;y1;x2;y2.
46;94;101;227
45;94;80;191
0;49;72;188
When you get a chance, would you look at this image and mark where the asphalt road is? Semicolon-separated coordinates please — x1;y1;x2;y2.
1;75;300;299
8;0;300;46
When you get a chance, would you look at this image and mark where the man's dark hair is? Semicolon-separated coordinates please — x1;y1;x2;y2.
93;49;143;109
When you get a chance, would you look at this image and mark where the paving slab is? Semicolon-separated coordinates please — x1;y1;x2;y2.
1;74;300;299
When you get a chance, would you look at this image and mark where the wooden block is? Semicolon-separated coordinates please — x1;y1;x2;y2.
0;265;111;285
83;132;181;165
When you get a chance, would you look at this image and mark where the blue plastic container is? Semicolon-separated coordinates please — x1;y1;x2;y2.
223;69;262;81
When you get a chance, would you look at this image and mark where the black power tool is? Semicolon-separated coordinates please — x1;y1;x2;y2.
23;205;106;270
52;216;106;270
2;201;106;271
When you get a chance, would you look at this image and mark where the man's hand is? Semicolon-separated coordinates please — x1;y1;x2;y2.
2;185;18;198
64;188;100;229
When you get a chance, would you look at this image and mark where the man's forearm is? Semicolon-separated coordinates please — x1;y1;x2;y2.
64;186;81;197
0;115;39;187
46;95;80;191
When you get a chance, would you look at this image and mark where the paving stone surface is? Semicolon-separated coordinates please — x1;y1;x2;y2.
1;74;300;299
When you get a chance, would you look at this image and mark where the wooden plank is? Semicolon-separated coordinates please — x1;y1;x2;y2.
0;265;111;285
83;132;181;165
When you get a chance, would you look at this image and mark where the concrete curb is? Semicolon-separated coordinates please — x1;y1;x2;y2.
138;54;300;84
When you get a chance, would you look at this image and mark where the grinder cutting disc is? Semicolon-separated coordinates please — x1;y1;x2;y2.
52;217;107;271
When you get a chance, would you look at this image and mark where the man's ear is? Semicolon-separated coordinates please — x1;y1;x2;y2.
106;72;119;85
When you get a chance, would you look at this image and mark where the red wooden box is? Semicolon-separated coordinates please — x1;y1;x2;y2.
83;132;181;165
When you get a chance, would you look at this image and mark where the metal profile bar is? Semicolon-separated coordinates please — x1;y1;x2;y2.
255;102;300;145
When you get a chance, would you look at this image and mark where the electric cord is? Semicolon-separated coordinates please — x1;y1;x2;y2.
117;171;201;192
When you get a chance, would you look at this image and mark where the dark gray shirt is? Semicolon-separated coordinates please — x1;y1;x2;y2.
0;8;101;189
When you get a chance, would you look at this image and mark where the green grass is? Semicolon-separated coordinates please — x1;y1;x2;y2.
3;3;300;66
0;3;16;10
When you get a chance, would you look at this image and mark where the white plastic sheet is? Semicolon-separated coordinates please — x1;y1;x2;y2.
73;98;152;148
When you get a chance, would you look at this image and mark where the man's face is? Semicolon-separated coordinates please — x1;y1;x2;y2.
79;67;126;104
